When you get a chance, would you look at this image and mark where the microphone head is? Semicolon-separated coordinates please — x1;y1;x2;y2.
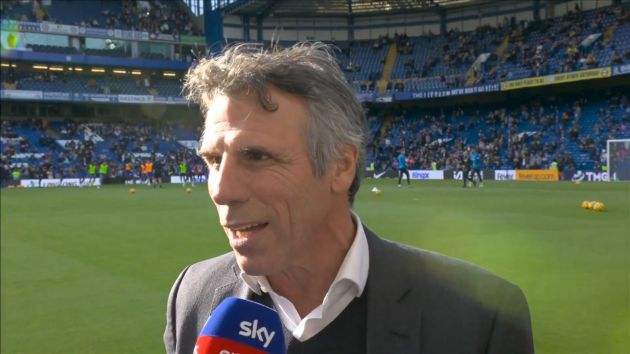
195;297;286;354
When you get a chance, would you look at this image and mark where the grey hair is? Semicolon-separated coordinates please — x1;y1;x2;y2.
183;42;366;204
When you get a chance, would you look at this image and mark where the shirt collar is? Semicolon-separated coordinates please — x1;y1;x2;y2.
240;211;369;298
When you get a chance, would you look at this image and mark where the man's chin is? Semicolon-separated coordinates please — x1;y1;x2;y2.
235;254;269;276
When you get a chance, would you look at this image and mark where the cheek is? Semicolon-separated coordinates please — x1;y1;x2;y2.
274;176;331;226
256;171;310;209
257;175;311;225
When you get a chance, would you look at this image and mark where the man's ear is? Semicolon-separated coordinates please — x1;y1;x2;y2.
331;144;358;194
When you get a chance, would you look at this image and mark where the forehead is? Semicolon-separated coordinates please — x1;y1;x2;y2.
201;90;309;148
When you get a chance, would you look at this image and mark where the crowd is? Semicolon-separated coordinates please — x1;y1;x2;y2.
2;90;629;186
0;0;39;22
1;0;201;37
350;0;629;94
0;118;206;187
381;3;629;90
3;2;630;187
367;92;629;176
113;0;201;37
490;4;630;82
1;67;176;97
3;2;629;96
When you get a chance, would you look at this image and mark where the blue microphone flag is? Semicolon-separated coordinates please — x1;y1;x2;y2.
196;297;286;354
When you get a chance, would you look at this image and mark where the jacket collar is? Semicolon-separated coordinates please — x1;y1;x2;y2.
209;262;251;311
207;225;422;352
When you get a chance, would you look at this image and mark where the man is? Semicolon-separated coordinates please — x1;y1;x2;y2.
11;166;21;187
139;160;146;184
186;159;195;187
164;42;533;354
462;150;472;188
397;148;411;187
124;160;134;185
471;147;484;187
179;160;189;188
152;157;163;188
147;159;155;186
192;162;206;184
88;161;97;185
98;160;108;186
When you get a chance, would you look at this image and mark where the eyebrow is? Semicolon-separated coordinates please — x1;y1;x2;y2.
239;145;292;163
196;149;211;160
196;133;222;155
196;145;213;158
198;144;280;158
237;145;272;155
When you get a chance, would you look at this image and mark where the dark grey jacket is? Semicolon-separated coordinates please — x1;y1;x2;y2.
164;227;534;354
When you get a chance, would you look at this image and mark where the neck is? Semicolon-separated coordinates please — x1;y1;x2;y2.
268;212;357;317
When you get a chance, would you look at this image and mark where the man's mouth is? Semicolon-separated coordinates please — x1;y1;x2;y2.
226;222;269;251
226;222;268;236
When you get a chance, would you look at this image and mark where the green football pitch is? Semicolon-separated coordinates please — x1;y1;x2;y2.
1;180;629;354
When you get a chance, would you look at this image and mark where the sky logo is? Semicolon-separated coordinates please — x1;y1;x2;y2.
239;319;276;349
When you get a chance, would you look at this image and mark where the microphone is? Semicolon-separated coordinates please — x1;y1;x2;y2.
195;297;286;354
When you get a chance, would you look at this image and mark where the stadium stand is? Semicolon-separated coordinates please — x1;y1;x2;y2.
1;66;182;96
383;4;630;91
1;1;630;186
2;3;628;92
3;90;629;183
367;91;630;174
1;117;204;185
0;0;38;22
1;0;201;36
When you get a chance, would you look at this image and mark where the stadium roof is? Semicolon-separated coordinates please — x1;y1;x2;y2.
220;0;494;18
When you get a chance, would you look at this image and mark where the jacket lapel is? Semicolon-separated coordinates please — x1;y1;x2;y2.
209;260;253;312
365;228;423;353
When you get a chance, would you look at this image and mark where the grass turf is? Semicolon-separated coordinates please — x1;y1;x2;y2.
1;180;629;354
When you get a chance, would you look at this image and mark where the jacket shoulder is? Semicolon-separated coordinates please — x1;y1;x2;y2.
367;230;533;353
164;252;239;354
369;231;521;297
171;252;240;316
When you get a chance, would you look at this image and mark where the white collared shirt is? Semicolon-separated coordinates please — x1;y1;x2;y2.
240;211;369;341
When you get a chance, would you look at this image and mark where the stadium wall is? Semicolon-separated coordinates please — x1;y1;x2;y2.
554;0;613;16
446;3;534;32
14;170;618;188
222;15;244;40
367;169;621;182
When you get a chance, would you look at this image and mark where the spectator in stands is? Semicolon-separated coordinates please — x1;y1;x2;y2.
356;80;366;92
584;53;598;69
345;61;355;72
368;80;376;91
612;50;623;64
394;80;405;92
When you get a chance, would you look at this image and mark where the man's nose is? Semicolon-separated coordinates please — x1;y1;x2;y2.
208;155;249;205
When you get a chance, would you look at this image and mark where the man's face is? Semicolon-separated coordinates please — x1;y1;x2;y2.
198;89;335;276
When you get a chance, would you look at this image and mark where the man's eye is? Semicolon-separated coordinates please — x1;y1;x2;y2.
242;149;270;161
205;155;222;169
